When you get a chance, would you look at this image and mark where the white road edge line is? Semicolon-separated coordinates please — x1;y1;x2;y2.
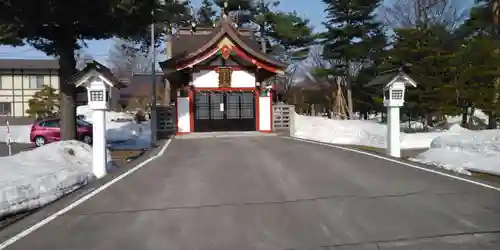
286;137;500;192
0;138;173;249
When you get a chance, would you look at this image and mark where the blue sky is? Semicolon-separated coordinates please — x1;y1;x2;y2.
0;0;473;64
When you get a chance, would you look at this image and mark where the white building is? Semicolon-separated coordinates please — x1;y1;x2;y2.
0;59;59;117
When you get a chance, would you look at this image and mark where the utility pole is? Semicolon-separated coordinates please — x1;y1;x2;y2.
346;61;354;119
150;10;157;145
259;0;266;53
490;0;500;129
164;25;172;105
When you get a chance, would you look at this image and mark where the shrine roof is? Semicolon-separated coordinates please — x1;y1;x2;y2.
170;27;261;59
160;18;288;72
365;69;418;88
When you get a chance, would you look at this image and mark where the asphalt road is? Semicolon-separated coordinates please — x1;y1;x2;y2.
1;136;500;249
0;143;34;157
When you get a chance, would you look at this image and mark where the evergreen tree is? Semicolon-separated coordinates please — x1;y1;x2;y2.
0;0;188;140
213;0;256;13
381;25;457;126
26;85;60;118
264;11;315;95
321;0;386;118
455;35;500;126
458;1;500;128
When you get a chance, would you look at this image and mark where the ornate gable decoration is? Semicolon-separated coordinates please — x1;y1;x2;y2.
220;44;231;59
159;17;288;74
217;67;232;88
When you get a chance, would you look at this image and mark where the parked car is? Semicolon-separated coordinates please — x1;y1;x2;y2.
30;118;93;147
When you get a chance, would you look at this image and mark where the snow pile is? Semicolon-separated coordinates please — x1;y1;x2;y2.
106;121;151;149
294;114;449;149
0;125;31;144
446;109;493;129
77;105;134;123
0;140;113;218
401;132;447;149
294;115;387;148
412;130;500;176
400;120;425;130
447;123;468;132
77;105;150;146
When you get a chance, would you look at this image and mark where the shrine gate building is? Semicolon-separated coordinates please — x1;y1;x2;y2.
159;17;287;134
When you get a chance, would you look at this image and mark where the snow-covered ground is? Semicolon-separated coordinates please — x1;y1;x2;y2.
412;130;500;176
0;106;150;148
0;107;150;218
294;115;446;149
294;113;500;176
0;140;113;218
76;105;134;123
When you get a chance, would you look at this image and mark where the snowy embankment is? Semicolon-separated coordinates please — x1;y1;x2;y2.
0;140;113;218
0;107;151;218
409;111;500;176
294;114;445;149
294;113;500;176
77;105;150;145
412;130;500;176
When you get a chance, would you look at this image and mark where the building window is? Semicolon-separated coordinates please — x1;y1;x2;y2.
0;76;3;89
29;76;44;89
0;102;11;115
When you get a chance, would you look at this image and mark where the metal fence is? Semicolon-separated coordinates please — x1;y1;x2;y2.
155;105;176;139
273;104;295;136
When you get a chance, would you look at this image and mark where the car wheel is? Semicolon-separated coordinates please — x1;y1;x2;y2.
34;136;47;147
82;134;92;145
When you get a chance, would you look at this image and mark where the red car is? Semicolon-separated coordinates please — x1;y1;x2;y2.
30;118;93;147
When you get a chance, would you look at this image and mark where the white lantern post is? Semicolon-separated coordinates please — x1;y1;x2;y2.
87;78;109;178
73;60;122;178
382;74;417;158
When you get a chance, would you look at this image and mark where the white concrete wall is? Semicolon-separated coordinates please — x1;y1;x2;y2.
192;70;218;88
230;71;256;88
191;70;255;88
258;96;272;131
177;97;191;133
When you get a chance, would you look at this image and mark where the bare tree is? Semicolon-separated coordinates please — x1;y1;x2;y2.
381;0;469;29
75;51;94;70
107;38;160;80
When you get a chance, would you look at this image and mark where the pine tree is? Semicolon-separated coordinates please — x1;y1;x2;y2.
264;11;314;97
197;0;217;27
26;85;60;118
381;25;457;126
213;0;256;13
456;35;500;124
459;1;500;128
0;0;189;140
321;0;386;118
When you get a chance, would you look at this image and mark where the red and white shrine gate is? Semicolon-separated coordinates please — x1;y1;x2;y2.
159;17;287;134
